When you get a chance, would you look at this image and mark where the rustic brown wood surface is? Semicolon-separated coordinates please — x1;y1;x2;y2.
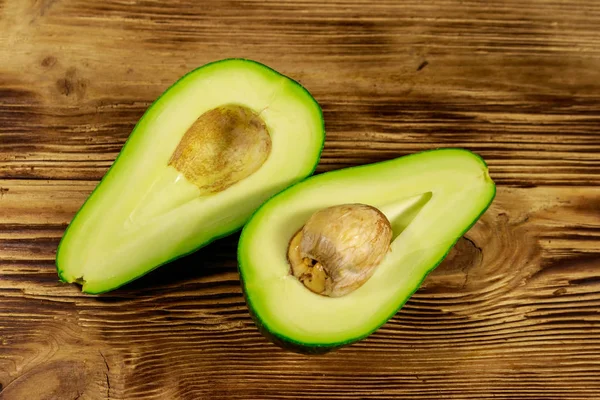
1;0;599;399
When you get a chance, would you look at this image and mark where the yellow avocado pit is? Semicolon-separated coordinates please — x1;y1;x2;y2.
169;104;271;194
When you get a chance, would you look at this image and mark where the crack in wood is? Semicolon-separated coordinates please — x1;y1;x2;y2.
417;60;429;71
100;351;111;399
460;237;483;290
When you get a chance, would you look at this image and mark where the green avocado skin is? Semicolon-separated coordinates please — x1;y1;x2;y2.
238;149;496;354
55;58;325;294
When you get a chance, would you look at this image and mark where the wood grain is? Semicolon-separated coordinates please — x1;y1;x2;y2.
1;0;599;399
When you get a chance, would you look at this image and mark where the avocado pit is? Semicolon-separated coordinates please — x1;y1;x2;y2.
169;104;271;194
288;203;393;297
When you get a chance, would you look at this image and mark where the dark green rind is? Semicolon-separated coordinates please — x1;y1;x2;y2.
237;148;496;353
56;58;326;294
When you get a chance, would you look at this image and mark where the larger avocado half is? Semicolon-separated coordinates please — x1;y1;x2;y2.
56;59;325;294
238;148;496;353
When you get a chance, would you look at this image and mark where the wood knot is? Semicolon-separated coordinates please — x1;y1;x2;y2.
41;56;57;69
56;67;88;99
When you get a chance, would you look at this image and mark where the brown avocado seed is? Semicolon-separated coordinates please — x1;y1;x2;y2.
169;104;271;194
288;203;393;297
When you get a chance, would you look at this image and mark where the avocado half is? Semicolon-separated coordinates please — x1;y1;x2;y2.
57;59;325;294
238;148;496;353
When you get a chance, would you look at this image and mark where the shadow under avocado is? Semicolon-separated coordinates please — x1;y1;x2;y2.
93;232;242;300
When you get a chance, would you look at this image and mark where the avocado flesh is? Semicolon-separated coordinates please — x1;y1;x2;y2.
238;148;496;351
56;59;325;294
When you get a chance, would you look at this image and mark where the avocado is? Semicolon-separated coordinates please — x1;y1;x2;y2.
56;59;325;294
238;148;495;353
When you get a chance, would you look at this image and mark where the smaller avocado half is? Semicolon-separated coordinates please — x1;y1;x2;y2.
56;59;325;294
238;148;496;353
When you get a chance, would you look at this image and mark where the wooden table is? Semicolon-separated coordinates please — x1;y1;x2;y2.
1;1;599;399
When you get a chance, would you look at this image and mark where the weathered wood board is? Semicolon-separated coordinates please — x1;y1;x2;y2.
1;0;599;398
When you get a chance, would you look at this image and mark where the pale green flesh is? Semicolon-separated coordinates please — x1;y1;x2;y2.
56;59;324;294
239;149;495;346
